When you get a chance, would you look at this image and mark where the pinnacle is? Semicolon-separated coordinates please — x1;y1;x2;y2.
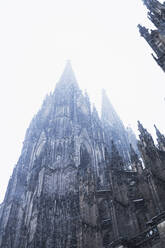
101;89;122;126
154;124;160;132
137;121;144;131
154;124;164;140
154;124;159;133
137;121;150;136
56;60;78;89
138;121;147;136
142;0;157;9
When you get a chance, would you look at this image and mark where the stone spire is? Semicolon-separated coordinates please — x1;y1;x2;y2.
138;121;155;146
138;121;156;150
51;61;82;123
141;0;165;27
0;63;103;248
154;124;165;151
56;60;78;88
101;89;123;128
101;89;130;163
138;0;165;72
138;121;158;163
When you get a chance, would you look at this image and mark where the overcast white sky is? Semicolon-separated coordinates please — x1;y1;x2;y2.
0;0;165;203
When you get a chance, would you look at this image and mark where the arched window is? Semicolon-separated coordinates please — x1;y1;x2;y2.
99;199;110;221
80;144;91;169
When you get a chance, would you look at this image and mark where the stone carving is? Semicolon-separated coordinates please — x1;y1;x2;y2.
139;0;165;72
1;62;165;247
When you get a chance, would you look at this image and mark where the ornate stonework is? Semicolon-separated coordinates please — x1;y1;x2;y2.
0;62;165;247
139;0;165;72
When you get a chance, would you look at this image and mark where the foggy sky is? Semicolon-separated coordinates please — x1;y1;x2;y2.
0;0;165;203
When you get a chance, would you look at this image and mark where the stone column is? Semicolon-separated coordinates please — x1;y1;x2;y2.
110;200;119;240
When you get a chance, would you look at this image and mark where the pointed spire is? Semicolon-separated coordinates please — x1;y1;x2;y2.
56;60;78;89
138;121;155;143
142;0;162;14
142;0;150;9
101;89;131;164
138;121;154;144
154;125;165;151
154;124;162;138
138;121;146;135
138;121;157;161
142;0;155;10
138;25;150;39
138;0;165;72
101;89;123;127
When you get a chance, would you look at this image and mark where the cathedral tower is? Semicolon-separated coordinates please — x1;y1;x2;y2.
1;63;165;248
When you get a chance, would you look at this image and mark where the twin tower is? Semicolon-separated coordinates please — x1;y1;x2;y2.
1;62;165;248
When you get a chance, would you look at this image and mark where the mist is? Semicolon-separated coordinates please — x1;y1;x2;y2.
0;0;165;203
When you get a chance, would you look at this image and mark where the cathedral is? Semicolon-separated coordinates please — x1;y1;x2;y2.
0;60;165;248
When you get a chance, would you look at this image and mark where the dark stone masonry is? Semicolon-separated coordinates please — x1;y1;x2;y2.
139;0;165;72
0;62;165;247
